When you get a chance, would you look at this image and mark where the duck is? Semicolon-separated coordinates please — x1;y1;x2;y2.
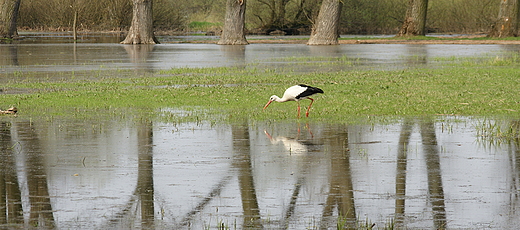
0;107;17;115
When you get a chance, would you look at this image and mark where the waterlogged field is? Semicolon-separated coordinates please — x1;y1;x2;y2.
1;54;520;123
2;43;520;229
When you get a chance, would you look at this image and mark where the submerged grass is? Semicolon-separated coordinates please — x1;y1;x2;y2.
476;118;520;144
1;55;520;123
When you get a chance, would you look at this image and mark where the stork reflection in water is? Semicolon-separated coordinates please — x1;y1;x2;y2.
264;124;319;156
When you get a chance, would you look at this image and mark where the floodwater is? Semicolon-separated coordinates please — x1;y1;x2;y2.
1;33;520;76
1;118;520;229
2;33;520;229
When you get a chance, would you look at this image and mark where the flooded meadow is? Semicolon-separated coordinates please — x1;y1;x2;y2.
1;33;520;229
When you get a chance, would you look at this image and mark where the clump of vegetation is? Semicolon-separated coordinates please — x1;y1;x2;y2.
476;118;520;144
188;21;222;33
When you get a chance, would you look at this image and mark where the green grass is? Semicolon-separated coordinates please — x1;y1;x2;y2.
1;55;520;123
269;55;360;65
188;21;222;32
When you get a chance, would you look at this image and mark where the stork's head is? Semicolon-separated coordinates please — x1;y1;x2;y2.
263;95;279;110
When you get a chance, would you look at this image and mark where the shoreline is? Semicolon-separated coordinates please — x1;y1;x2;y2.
12;30;520;45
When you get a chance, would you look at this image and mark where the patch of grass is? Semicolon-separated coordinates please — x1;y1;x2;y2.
188;21;222;32
433;53;520;67
270;55;359;65
470;36;520;41
476;118;520;144
1;55;520;123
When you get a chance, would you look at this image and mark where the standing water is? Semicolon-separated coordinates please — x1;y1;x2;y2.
1;33;520;75
1;33;520;229
0;117;519;229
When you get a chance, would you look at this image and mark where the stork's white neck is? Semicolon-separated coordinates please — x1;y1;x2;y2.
270;95;292;102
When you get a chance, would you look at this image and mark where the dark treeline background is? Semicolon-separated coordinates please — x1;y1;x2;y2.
18;0;499;35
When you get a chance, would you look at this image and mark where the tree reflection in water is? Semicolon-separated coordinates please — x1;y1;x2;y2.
395;119;413;227
14;121;55;228
265;125;324;228
1;118;520;228
420;120;447;229
393;119;447;229
137;120;154;228
232;123;263;229
321;125;356;229
0;122;23;226
510;120;520;222
103;120;155;229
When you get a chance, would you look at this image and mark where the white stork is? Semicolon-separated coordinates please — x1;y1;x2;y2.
263;84;324;118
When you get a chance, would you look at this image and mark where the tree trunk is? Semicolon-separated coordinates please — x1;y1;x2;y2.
397;0;429;37
489;0;519;37
218;0;248;45
307;0;343;45
0;0;21;39
121;0;159;44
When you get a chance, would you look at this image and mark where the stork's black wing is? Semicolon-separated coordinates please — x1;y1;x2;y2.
295;84;324;99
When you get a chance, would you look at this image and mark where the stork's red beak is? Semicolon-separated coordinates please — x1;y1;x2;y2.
263;100;273;110
264;130;273;140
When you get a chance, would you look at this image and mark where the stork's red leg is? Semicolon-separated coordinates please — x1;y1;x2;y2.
297;101;301;118
306;122;314;138
305;98;314;117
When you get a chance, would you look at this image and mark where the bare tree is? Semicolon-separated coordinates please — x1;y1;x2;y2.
272;0;289;28
489;0;519;37
307;0;343;45
0;0;21;39
397;0;429;36
121;0;159;44
218;0;248;45
256;0;290;29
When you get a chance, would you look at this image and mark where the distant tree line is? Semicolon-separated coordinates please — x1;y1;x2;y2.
17;0;186;31
7;0;503;35
1;0;518;41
